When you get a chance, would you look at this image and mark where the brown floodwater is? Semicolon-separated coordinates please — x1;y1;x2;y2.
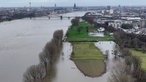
0;11;121;82
51;42;109;82
50;41;122;82
0;11;87;82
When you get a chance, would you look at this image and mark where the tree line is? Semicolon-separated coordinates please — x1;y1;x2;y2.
110;47;146;82
110;29;146;82
23;30;63;82
114;29;146;53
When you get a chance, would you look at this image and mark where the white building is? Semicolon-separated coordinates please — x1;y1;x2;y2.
121;17;141;21
108;20;123;28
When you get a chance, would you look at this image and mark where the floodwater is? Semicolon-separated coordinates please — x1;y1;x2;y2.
0;11;87;82
0;11;120;82
88;32;104;37
95;41;119;71
52;42;108;82
51;41;120;82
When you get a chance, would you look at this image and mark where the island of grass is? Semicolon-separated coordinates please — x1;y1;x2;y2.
71;42;106;77
65;21;114;42
131;49;146;71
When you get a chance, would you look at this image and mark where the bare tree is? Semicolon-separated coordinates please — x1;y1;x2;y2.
125;56;133;74
39;52;50;64
105;50;109;59
132;56;142;80
113;44;120;58
133;38;139;50
39;52;50;75
23;29;64;82
53;30;63;47
23;64;46;82
44;41;57;60
121;48;132;57
109;63;133;82
141;45;146;53
36;64;46;79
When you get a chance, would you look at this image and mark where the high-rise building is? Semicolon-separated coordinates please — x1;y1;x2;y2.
107;6;111;10
118;5;122;17
27;2;31;12
29;2;31;8
54;4;56;8
118;5;121;13
74;3;77;9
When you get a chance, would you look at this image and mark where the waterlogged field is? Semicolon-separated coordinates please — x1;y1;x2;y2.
50;42;109;82
71;42;105;77
74;60;105;77
72;42;104;60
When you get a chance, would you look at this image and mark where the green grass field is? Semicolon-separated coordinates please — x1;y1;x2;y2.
66;21;114;42
131;49;146;71
71;42;105;60
68;22;92;38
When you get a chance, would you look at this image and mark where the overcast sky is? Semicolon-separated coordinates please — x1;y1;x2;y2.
0;0;146;7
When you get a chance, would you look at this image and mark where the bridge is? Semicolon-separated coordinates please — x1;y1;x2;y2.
47;14;82;20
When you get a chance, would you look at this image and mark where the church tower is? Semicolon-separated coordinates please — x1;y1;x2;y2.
73;3;77;9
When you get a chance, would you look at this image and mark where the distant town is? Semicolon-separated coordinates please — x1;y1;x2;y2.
1;5;146;22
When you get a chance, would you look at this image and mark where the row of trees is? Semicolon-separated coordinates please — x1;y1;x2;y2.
110;46;146;82
70;17;84;34
111;29;146;82
82;13;117;33
114;29;146;53
122;48;145;82
0;13;35;22
23;30;63;82
109;63;133;82
121;24;134;29
71;17;80;26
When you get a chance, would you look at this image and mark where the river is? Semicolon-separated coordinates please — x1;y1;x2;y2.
0;11;120;82
0;11;88;82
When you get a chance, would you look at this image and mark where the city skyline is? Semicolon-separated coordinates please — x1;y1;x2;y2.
0;0;146;7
